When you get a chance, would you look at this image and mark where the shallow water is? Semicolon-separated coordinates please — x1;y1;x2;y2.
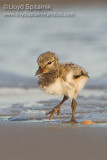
0;6;107;126
0;87;107;127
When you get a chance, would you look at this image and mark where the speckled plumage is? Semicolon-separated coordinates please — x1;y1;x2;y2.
38;53;89;95
38;69;59;88
35;51;89;121
38;63;88;88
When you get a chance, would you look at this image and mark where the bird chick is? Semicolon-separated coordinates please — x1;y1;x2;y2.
35;51;89;123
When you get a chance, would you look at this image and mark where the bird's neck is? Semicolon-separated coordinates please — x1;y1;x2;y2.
38;68;59;88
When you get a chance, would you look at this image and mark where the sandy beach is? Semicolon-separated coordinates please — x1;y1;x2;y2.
0;122;107;160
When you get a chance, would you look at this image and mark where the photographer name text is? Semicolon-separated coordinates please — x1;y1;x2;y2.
3;4;52;11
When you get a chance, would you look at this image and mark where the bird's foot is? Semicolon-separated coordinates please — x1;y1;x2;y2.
46;104;61;120
62;119;78;124
70;118;78;124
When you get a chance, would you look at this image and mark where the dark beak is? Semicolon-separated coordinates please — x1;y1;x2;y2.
35;67;45;76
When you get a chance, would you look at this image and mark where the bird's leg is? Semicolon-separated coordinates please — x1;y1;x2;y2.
46;95;68;120
71;99;77;123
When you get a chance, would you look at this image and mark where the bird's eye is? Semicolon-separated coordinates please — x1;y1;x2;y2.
47;61;52;65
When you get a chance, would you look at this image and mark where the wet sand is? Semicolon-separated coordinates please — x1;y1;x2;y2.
0;122;107;160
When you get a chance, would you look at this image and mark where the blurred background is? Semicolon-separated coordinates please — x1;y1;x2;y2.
0;0;107;88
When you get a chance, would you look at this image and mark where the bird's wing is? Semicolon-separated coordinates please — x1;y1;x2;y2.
60;63;89;81
70;63;89;78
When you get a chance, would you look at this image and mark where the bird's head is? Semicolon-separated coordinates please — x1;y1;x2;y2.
35;51;59;76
